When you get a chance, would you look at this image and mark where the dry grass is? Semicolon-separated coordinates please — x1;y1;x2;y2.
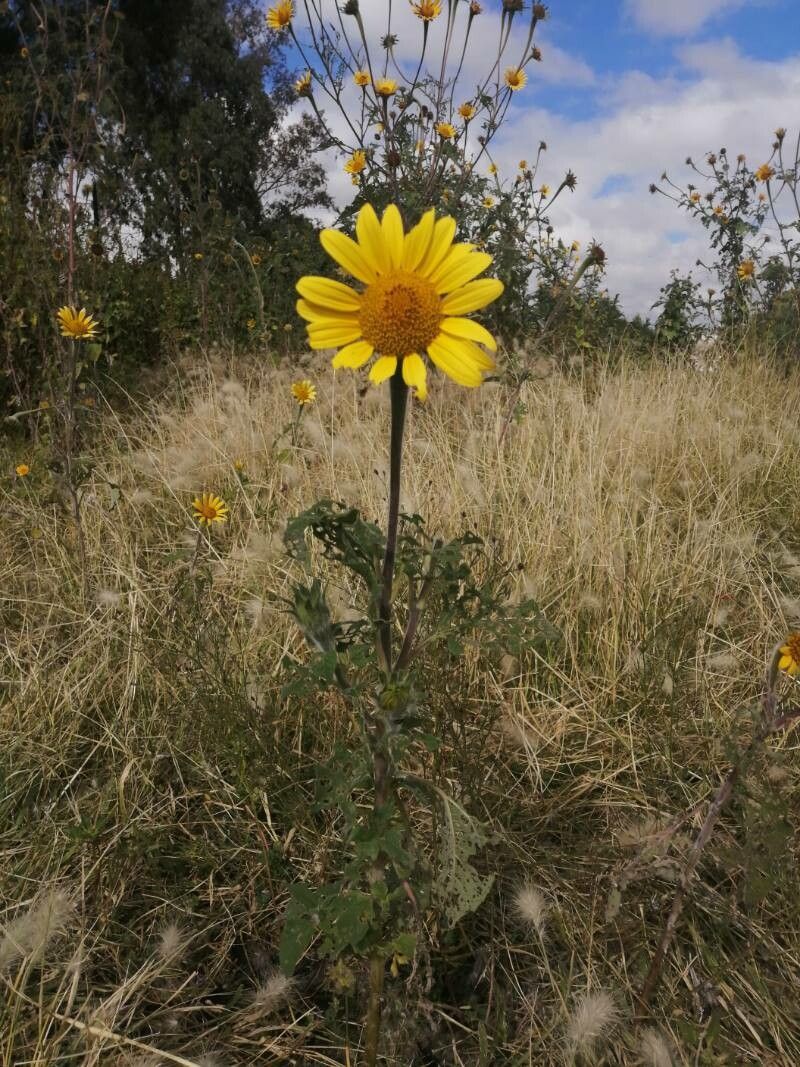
3;345;800;1064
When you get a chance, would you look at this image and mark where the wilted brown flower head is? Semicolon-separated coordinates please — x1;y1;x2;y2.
589;242;606;265
775;127;786;141
685;156;693;165
649;183;657;194
531;44;542;61
343;0;359;13
386;149;401;167
503;0;524;11
533;2;547;17
707;153;717;165
564;169;577;189
381;33;398;49
469;0;483;13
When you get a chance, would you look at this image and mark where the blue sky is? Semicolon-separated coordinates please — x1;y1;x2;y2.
288;0;800;316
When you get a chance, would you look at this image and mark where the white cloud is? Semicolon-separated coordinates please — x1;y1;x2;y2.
624;0;748;36
494;39;800;314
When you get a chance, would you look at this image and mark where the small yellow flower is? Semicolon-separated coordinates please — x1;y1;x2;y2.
266;0;293;30
458;102;477;120
570;240;579;251
57;305;100;341
234;458;246;473
250;253;262;266
375;122;385;134
390;952;410;977
755;163;775;182
375;78;398;97
482;196;495;208
291;379;317;406
539;184;550;197
246;317;256;330
345;149;367;175
488;163;498;175
194;251;204;260
354;69;371;87
20;46;29;59
411;0;441;19
504;67;527;91
713;204;724;216
690;192;701;203
436;122;456;140
758;192;767;203
294;70;312;95
518;159;527;169
737;259;755;281
15;463;30;477
778;633;800;677
192;492;229;527
39;399;50;410
415;139;425;153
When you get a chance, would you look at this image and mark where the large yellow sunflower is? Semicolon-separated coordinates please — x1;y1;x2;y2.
296;204;503;401
266;0;293;30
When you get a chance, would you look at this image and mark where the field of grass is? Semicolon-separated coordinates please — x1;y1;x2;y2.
3;345;800;1065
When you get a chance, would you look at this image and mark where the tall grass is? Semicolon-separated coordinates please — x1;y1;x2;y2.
3;343;800;1064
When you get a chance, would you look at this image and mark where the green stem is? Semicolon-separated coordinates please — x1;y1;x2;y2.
378;372;409;674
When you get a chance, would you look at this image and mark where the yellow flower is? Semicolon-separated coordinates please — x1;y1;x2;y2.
57;305;99;341
713;204;723;216
266;0;293;30
234;458;246;473
20;47;29;59
192;492;229;527
570;240;579;251
488;163;498;175
436;122;456;139
375;122;385;134
778;633;800;677
250;253;262;266
737;259;755;281
415;139;426;153
296;203;504;401
194;251;204;260
15;463;30;477
539;184;550;197
690;192;701;203
246;317;256;330
518;159;527;169
375;78;398;97
291;379;317;406
354;69;371;87
482;196;495;208
755;163;775;182
294;70;312;95
504;67;527;91
345;149;367;175
412;0;441;18
458;102;476;120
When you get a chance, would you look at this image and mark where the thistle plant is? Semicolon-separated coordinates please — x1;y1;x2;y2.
651;129;800;340
279;203;560;1064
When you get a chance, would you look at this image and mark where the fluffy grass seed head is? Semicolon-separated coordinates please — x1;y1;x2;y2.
638;1028;674;1067
57;305;99;340
266;0;293;30
565;990;620;1059
291;379;317;406
504;67;527;91
296;203;504;401
778;632;800;676
192;492;229;527
412;0;442;18
513;884;548;937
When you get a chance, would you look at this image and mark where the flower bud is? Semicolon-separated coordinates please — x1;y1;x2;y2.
343;0;359;13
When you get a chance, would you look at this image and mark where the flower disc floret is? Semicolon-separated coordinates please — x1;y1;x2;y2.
295;203;504;401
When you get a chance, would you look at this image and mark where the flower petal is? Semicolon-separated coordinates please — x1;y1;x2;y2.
368;355;398;384
440;316;498;351
332;340;375;368
417;216;457;278
433;251;492;294
402;209;436;271
320;228;377;285
441;277;504;315
307;323;364;349
427;337;484;387
356;204;391;275
382;205;405;269
296;299;359;325
432;331;495;372
402;353;427;401
296;276;362;311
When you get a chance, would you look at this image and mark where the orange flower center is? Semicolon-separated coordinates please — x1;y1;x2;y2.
784;633;800;663
199;502;218;520
358;271;441;357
